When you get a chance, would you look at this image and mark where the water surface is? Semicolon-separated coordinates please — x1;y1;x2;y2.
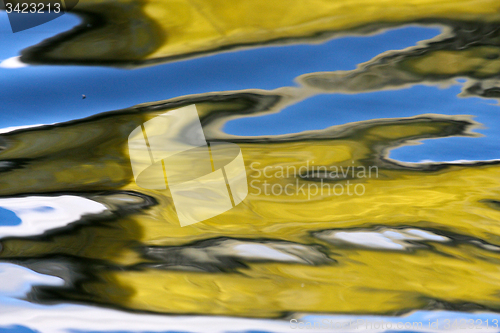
1;1;500;332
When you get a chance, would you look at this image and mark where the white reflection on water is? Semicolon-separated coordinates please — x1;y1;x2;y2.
0;56;28;69
315;228;450;250
1;264;499;333
0;263;63;298
0;298;292;333
0;196;107;238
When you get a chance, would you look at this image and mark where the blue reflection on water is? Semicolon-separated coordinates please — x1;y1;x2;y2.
5;16;481;163
32;206;55;213
0;12;81;61
71;331;190;333
0;207;21;226
0;15;439;130
0;326;37;333
225;84;500;162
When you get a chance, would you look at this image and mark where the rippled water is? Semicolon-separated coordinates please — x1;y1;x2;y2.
2;1;500;332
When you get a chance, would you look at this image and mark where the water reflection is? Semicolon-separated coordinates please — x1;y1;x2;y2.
1;0;500;332
0;89;499;319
